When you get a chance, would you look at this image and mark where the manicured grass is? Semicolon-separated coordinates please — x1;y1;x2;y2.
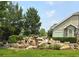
0;48;79;57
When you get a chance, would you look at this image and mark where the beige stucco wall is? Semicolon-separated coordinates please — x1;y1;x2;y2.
52;15;78;37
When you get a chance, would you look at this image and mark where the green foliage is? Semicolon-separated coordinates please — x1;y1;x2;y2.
0;2;41;41
38;43;47;49
39;28;46;36
48;44;61;50
8;35;23;43
53;37;77;43
0;26;13;40
0;1;24;40
17;35;23;41
8;35;18;43
47;29;52;38
38;43;60;50
24;7;41;35
7;2;23;35
0;1;8;18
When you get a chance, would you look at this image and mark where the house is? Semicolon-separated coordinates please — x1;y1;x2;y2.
51;12;79;37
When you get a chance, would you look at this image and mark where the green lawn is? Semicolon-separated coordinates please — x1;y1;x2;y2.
0;48;79;57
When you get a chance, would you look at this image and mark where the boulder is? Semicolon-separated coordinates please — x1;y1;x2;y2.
60;44;70;50
8;47;15;50
38;39;49;46
28;39;37;46
48;40;60;44
76;47;79;50
37;37;43;41
4;42;9;48
18;44;26;48
73;43;79;49
26;46;37;49
21;40;25;43
64;42;70;44
38;41;45;46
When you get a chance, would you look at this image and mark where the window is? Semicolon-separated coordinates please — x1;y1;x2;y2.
69;29;72;34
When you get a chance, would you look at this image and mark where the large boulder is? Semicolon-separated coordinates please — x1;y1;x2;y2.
26;46;37;49
60;44;70;50
73;43;79;49
29;40;37;46
38;39;49;46
17;44;26;48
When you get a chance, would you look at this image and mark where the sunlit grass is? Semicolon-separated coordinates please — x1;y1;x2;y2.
0;48;79;57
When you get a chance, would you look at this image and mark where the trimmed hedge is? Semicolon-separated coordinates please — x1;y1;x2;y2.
53;37;77;43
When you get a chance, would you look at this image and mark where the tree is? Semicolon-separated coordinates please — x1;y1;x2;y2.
7;2;23;35
47;28;53;38
0;1;11;41
24;7;41;36
39;28;47;36
0;2;23;41
0;1;8;18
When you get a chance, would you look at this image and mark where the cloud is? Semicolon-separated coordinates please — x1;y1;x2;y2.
45;10;55;17
46;1;54;6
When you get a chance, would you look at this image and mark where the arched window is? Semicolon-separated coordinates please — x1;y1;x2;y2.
64;25;76;37
69;29;72;34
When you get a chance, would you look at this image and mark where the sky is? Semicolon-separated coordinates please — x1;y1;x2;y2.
13;1;79;31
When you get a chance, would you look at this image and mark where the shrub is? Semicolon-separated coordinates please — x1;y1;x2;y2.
38;43;48;49
48;45;53;49
52;44;61;50
0;42;4;46
8;35;18;43
48;44;61;50
53;37;77;43
17;35;23;41
8;35;23;43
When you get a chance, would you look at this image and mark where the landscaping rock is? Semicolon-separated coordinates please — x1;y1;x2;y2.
18;44;26;48
69;44;75;50
60;44;70;50
4;42;9;48
26;46;37;49
64;42;70;44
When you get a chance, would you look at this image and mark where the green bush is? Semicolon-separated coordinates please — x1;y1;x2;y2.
53;37;77;43
48;45;53;49
38;43;47;49
52;44;61;50
17;35;23;41
48;44;61;50
8;35;18;43
8;35;23;43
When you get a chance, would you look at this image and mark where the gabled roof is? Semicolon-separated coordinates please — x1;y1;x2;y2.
50;23;58;29
73;12;79;16
51;12;79;30
64;25;77;29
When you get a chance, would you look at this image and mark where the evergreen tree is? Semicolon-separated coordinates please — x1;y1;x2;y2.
0;1;11;40
0;2;23;40
24;7;41;35
7;2;23;35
